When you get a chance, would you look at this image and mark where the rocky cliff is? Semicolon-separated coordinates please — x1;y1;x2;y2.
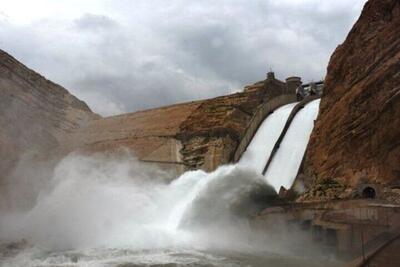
0;49;99;179
303;0;400;200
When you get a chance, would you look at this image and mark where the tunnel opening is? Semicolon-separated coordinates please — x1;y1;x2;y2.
362;186;376;199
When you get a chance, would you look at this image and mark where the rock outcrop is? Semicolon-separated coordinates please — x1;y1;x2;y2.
303;0;400;200
0;49;98;179
177;89;268;170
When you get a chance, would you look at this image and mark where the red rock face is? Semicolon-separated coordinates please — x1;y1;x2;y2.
304;0;400;199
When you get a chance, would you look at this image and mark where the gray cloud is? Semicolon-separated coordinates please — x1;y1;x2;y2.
74;13;117;31
0;0;367;116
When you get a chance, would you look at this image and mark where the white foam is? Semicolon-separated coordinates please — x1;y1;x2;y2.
239;103;297;173
264;99;320;191
0;154;273;252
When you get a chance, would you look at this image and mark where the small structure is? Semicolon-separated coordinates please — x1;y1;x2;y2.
296;86;306;101
301;80;324;99
245;71;324;100
286;76;303;94
266;71;275;80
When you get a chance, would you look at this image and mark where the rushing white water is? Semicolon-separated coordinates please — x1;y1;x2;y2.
239;103;297;173
0;153;290;266
264;99;321;192
0;155;271;250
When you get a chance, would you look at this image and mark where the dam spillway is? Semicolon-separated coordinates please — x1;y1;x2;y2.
264;99;321;191
238;99;320;192
238;103;297;173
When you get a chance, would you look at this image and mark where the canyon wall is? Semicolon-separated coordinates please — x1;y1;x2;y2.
303;0;400;200
0;50;100;209
0;50;99;178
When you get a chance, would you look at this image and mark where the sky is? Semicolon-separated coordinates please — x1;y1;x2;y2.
0;0;367;116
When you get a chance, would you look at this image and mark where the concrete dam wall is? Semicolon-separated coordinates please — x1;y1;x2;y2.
72;72;304;176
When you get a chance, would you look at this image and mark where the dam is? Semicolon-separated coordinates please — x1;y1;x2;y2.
0;81;328;266
74;71;322;179
0;66;330;266
2;0;400;265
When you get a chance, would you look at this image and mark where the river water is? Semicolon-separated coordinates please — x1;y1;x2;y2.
1;246;339;266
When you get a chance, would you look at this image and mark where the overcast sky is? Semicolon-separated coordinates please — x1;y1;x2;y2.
0;0;366;116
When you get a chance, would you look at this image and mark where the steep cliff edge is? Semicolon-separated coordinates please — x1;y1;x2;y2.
0;49;99;178
303;0;400;200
